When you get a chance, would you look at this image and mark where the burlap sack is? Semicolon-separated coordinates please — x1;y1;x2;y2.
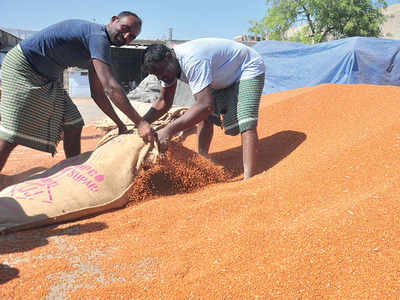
0;132;159;234
95;100;189;133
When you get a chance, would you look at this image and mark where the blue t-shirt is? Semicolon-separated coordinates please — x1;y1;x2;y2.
20;19;112;80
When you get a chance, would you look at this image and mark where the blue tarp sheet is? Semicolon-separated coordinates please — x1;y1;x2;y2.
252;37;400;94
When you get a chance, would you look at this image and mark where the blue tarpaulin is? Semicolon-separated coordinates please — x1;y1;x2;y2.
252;37;400;94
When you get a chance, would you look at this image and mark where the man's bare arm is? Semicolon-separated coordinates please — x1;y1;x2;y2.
88;63;127;131
159;85;214;137
91;59;153;142
91;59;142;124
142;83;177;124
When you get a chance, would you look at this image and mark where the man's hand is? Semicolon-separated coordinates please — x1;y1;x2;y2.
137;120;154;144
156;126;173;153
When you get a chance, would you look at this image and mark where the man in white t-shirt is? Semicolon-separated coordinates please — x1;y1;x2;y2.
142;38;265;180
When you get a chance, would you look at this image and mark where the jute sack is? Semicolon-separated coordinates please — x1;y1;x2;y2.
95;100;189;133
0;132;159;234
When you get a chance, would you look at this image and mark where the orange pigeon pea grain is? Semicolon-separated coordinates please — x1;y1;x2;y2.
1;84;400;299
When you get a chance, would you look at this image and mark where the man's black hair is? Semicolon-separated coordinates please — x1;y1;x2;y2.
118;11;142;27
142;43;171;73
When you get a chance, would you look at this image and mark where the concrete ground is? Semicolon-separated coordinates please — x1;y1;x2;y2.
72;98;105;125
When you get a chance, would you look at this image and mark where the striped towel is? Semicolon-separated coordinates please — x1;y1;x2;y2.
0;45;84;155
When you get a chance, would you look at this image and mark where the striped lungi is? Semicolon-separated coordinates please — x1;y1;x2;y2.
0;45;84;155
208;73;265;136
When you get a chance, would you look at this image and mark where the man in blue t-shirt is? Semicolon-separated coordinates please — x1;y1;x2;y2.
0;11;153;173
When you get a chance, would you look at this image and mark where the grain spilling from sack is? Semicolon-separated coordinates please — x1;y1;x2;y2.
128;141;233;203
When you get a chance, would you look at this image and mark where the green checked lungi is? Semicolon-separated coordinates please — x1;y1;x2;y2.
0;45;84;155
208;73;265;136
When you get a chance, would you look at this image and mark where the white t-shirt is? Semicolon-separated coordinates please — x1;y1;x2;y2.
162;38;265;95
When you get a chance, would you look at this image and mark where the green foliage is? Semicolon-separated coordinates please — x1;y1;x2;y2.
248;0;388;44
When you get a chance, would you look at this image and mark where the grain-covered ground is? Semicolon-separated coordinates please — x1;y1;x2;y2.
1;83;400;299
